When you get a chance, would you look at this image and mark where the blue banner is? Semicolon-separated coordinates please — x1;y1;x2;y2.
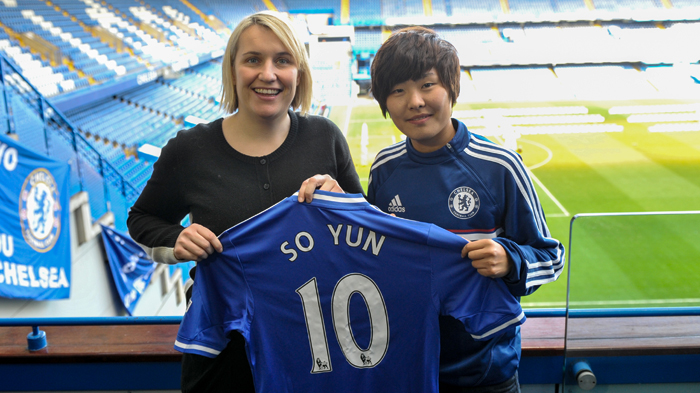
0;133;71;299
100;224;156;315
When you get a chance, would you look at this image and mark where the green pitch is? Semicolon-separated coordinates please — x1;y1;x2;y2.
330;98;700;310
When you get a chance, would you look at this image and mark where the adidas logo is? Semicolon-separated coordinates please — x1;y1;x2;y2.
387;195;406;213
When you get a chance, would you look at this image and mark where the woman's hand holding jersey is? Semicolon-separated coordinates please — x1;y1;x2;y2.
174;171;349;263
461;239;513;279
174;223;223;262
297;174;345;203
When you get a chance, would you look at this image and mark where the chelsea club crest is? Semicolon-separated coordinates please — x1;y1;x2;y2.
448;187;480;219
19;168;61;253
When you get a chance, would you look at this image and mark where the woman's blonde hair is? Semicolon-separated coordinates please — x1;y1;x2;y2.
220;11;313;116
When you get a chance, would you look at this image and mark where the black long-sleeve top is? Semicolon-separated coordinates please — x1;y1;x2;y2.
127;109;363;264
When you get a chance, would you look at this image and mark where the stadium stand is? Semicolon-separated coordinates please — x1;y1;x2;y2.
194;0;259;27
0;0;227;101
554;0;588;13
509;0;557;19
467;66;574;102
381;0;429;18
283;0;342;24
452;0;507;22
0;0;697;226
352;27;383;52
349;1;383;25
0;0;697;258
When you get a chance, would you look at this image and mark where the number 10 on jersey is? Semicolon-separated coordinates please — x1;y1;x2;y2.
296;273;390;373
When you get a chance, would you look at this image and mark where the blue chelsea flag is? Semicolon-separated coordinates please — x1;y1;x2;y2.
100;224;156;315
0;133;71;300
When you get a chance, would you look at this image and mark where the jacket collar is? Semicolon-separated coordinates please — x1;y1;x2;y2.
406;118;470;164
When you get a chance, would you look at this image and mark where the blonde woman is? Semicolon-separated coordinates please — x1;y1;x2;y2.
127;11;362;392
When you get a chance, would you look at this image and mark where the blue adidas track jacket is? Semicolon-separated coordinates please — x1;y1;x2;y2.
367;118;565;387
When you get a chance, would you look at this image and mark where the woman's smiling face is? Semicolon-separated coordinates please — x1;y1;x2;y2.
232;24;300;121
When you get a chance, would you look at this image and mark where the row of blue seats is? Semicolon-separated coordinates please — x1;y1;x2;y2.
78;102;173;148
381;0;431;18
214;0;689;26
284;0;342;23
120;83;162;103
67;99;124;125
75;100;148;138
0;45;85;86
138;0;212;29
348;0;382;21
189;0;256;27
111;111;175;148
672;0;698;7
0;14;140;81
168;76;220;99
121;81;217;120
190;61;221;78
70;97;213;150
71;99;136;129
93;141;154;189
92;70;118;82
146;123;182;148
72;77;90;89
179;98;218;120
354;20;693;55
67;71;223;151
129;86;189;115
0;0;175;98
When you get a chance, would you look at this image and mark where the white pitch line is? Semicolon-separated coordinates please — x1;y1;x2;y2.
491;136;568;217
521;301;567;307
522;139;553;170
528;168;570;217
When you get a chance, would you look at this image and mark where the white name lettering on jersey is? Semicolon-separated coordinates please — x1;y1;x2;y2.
280;224;387;262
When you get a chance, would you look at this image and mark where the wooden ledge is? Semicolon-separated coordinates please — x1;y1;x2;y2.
521;316;565;357
0;324;181;363
566;315;700;357
1;316;699;363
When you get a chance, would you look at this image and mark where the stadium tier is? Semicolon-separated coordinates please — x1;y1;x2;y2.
349;1;383;25
0;0;697;231
1;1;697;99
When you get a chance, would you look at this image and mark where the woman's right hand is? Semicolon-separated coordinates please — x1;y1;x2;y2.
173;223;223;262
298;174;344;203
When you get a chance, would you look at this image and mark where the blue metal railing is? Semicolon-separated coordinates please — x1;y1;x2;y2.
566;306;700;318
0;52;143;218
8;307;697;327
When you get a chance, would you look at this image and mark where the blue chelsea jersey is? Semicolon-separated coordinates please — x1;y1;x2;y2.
174;191;524;393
